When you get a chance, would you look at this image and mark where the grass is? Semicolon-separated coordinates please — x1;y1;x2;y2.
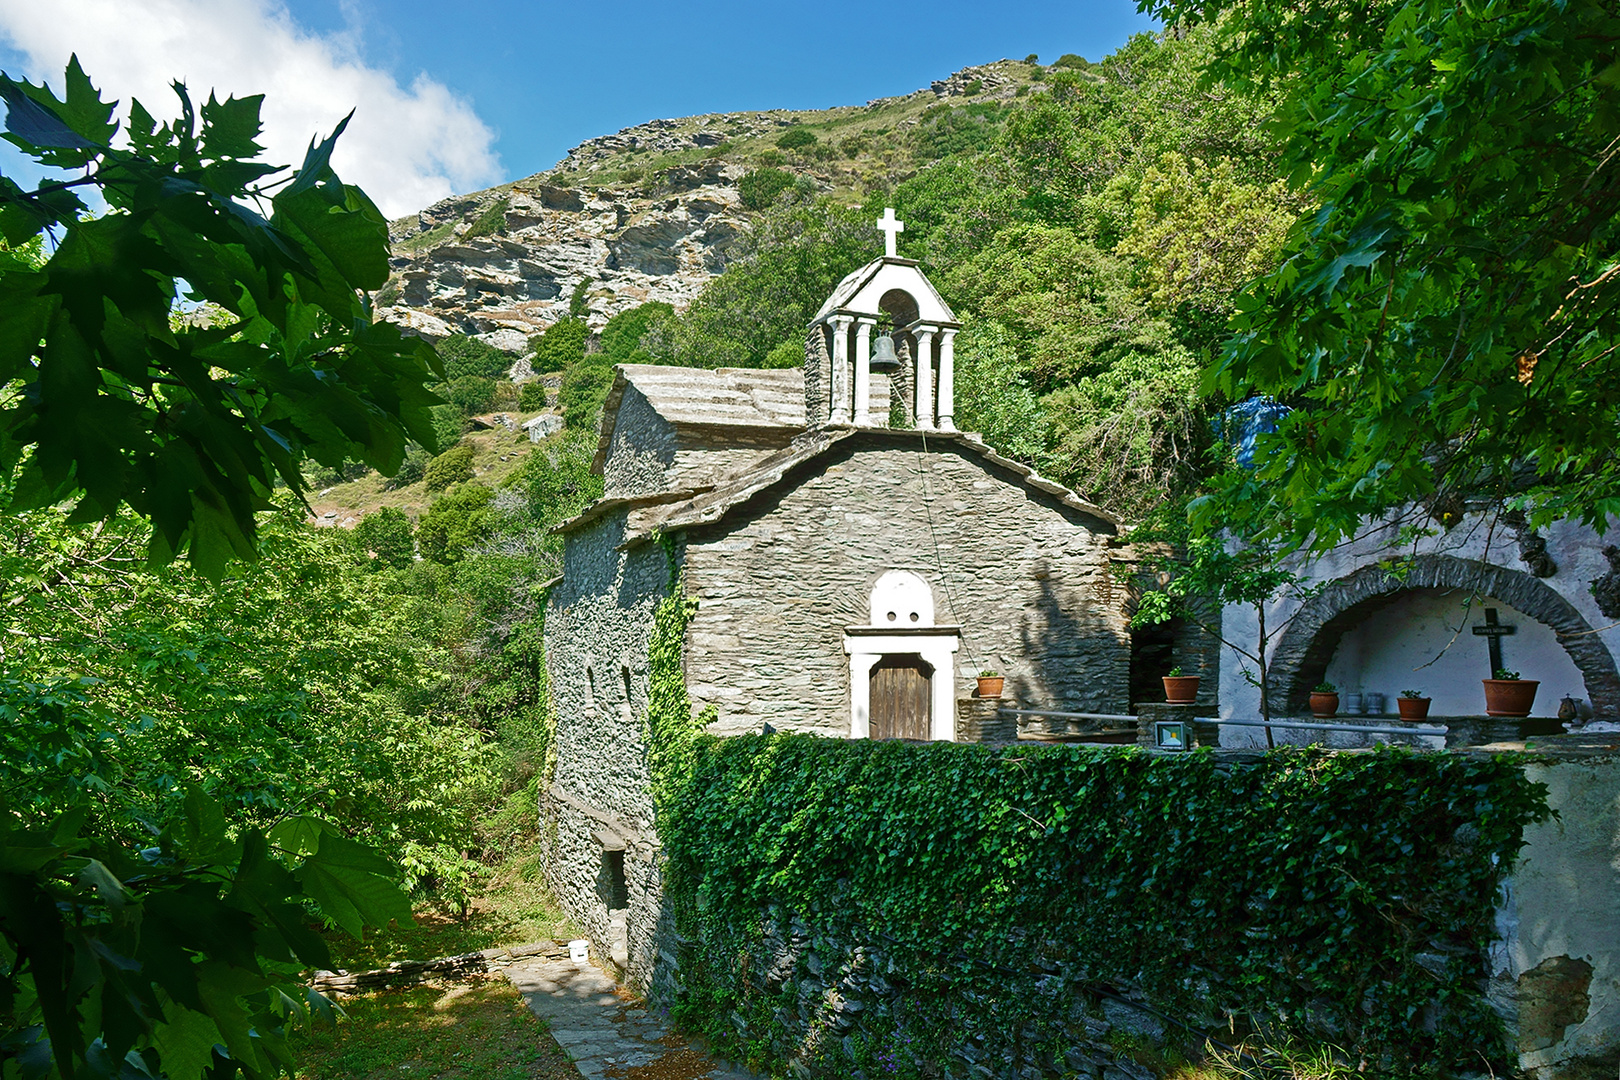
1163;1037;1360;1080
294;977;581;1080
309;418;546;527
297;855;586;1080
329;854;582;972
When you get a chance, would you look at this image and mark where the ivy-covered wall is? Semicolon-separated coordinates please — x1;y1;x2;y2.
655;737;1549;1077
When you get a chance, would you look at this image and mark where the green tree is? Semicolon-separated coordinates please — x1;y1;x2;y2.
446;374;497;414
647;198;874;368
599;300;673;362
0;60;441;577
354;506;415;570
1142;0;1620;547
0;61;427;1080
949;319;1048;467
558;356;615;430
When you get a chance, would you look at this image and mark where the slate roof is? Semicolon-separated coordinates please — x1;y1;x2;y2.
591;365;805;473
607;427;1121;544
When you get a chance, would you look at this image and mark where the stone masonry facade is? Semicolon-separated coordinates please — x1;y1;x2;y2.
680;435;1129;735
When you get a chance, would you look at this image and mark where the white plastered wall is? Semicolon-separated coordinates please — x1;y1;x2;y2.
1217;512;1620;743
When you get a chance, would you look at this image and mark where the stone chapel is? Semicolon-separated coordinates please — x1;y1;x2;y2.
540;211;1139;986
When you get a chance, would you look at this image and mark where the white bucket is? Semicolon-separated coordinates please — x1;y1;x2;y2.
569;939;590;964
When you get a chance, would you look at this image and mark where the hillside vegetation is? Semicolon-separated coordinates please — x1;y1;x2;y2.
495;31;1292;521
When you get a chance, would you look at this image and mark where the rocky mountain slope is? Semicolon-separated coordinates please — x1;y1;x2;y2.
377;58;1052;353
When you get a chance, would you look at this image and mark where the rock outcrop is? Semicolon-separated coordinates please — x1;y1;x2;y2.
379;162;750;349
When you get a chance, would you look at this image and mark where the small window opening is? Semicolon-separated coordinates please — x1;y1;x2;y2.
585;666;596;710
602;850;629;910
622;666;634;709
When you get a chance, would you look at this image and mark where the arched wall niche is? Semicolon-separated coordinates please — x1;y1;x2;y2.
1267;554;1620;716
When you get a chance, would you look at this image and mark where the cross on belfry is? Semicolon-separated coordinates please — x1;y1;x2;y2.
877;207;904;258
1472;607;1516;676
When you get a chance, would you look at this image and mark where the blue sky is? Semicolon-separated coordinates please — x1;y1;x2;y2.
283;0;1160;177
0;0;1157;215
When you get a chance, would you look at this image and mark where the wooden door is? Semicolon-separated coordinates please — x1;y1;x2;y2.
870;655;933;740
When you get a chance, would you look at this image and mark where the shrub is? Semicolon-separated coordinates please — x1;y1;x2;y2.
1024;53;1039;63
1053;53;1090;69
559;357;616;430
428;403;467;453
839;135;868;158
757;150;785;168
775;127;817;150
385;447;430;490
463;196;508;240
417;484;495;564
738;168;797;211
569;279;592;318
353;507;415;571
438;334;511;381
447;375;497;415
529;317;588;374
424;443;476;492
518;382;548;410
962;79;983;96
600;301;674;362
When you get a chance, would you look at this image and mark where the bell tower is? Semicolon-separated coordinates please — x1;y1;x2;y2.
804;208;960;429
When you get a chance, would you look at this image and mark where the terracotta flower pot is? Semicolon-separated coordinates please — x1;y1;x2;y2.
976;676;1005;698
1483;679;1539;718
1396;697;1432;721
1309;692;1339;718
1162;675;1200;704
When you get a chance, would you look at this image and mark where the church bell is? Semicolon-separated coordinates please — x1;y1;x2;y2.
870;334;900;374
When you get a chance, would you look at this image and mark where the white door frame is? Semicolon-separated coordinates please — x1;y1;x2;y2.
843;628;961;741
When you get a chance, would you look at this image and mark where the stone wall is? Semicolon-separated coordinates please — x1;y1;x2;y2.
655;747;1620;1079
708;914;1171;1080
602;387;679;497
680;436;1130;735
542;507;675;990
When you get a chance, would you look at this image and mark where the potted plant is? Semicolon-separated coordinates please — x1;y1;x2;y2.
1162;665;1200;704
976;670;1004;698
1397;689;1431;721
1309;681;1339;718
1483;669;1539;717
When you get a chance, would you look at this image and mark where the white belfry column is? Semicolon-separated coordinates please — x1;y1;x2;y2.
913;325;936;430
853;318;875;425
830;315;853;424
937;328;957;431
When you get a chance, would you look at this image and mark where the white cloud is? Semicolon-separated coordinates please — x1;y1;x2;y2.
0;0;501;217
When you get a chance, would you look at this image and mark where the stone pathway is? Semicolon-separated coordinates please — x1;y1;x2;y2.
505;956;757;1080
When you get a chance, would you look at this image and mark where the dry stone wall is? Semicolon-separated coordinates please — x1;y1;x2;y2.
680;435;1129;735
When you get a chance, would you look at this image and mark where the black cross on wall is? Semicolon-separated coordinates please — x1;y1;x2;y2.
1472;607;1516;676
